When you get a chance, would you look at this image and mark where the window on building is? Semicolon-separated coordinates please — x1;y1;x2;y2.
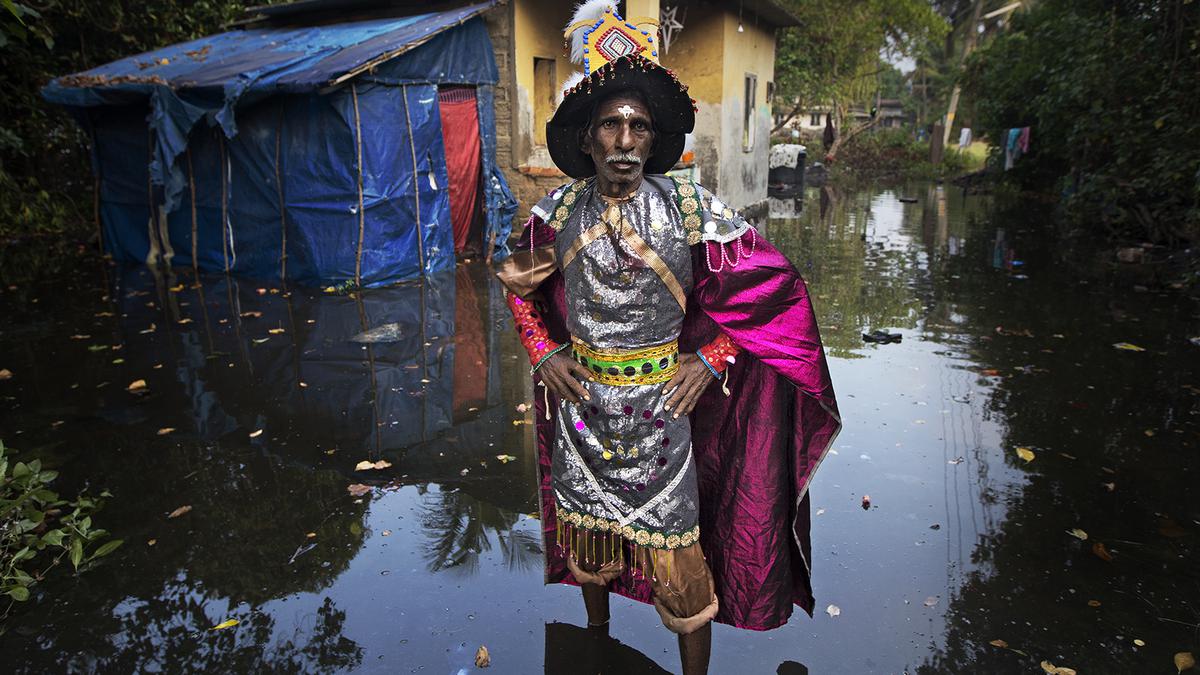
810;113;821;126
742;73;756;152
533;57;556;146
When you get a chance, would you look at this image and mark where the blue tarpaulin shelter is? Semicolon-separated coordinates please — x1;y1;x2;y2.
42;2;517;287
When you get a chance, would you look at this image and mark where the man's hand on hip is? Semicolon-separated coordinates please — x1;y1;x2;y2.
662;353;714;418
539;352;593;404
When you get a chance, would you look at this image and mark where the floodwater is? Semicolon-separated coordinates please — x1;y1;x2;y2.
2;182;1198;673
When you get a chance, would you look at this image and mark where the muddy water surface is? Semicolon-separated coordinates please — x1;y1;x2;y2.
2;182;1198;673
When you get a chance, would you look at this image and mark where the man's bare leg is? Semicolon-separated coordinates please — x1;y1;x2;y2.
678;622;711;675
581;584;610;631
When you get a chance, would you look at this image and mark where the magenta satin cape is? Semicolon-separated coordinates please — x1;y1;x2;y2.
526;227;841;631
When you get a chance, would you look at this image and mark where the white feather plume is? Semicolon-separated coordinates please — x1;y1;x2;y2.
556;71;587;105
567;0;617;65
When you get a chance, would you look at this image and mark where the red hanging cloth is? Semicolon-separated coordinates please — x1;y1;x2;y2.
438;87;482;254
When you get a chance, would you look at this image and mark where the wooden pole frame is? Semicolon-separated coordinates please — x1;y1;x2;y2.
401;84;425;276
352;83;366;288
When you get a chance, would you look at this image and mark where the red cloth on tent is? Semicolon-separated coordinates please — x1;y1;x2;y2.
438;89;481;253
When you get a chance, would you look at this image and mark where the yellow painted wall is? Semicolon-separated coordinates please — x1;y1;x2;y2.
512;0;576;168
658;4;776;210
660;4;725;189
717;12;775;210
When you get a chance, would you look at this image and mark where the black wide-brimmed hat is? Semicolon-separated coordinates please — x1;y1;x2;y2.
546;4;696;179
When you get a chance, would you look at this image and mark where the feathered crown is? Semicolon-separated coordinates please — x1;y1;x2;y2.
565;1;660;77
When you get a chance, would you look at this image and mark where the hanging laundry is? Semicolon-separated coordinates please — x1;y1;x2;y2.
1005;128;1021;170
1017;126;1031;153
958;127;972;148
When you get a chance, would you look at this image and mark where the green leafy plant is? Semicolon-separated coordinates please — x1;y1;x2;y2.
0;440;122;622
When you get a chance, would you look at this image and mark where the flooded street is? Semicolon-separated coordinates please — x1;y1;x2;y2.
2;181;1198;673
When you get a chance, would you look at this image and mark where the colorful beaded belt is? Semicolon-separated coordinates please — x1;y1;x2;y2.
571;337;679;386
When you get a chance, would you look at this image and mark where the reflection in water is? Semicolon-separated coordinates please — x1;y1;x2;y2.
421;484;542;575
2;180;1198;672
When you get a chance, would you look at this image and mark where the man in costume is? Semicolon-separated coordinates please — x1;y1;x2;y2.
495;4;841;673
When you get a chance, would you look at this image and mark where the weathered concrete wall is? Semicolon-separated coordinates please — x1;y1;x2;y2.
715;13;774;214
661;3;725;193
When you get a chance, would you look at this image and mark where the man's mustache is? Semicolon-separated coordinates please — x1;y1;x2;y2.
605;153;642;165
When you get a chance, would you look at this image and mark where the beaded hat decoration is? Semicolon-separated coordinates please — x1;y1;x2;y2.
546;1;696;178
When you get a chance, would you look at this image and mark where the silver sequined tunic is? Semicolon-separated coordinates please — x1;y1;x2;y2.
550;176;700;548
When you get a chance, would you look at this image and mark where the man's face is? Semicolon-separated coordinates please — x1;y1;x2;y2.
582;95;654;187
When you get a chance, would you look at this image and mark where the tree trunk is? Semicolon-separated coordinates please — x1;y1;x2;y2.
826;115;882;161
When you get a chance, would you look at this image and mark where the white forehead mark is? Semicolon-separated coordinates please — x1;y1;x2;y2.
617;104;635;119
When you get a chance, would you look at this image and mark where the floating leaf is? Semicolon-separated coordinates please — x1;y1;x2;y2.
147;539;157;546
268;328;285;335
1092;542;1114;562
355;459;392;471
1112;342;1146;352
1176;652;1195;673
346;483;371;497
1134;639;1145;647
210;619;238;631
474;645;490;668
156;427;175;436
167;505;192;519
1041;661;1077;675
861;495;871;509
1087;600;1101;607
305;532;316;539
1102;482;1116;492
1015;447;1035;463
1066;528;1088;540
923;596;939;607
240;311;263;318
177;318;193;325
989;639;1009;648
496;454;517;464
825;604;841;618
0;368;11;380
381;529;391;536
126;379;148;393
248;429;263;438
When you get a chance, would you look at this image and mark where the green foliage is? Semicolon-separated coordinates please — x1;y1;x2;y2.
0;1;256;238
774;0;947;127
0;440;122;621
963;0;1200;243
832;128;969;184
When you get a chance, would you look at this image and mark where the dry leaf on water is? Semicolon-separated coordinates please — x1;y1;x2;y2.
825;604;841;618
1112;342;1146;352
167;505;192;519
346;483;371;497
923;596;939;607
268;328;285;335
156;427;175;435
474;645;490;668
1134;639;1146;647
249;429;264;438
147;539;157;546
127;379;148;393
496;455;516;464
1041;661;1077;675
1176;652;1196;673
1066;528;1088;540
1015;447;1036;463
1087;600;1101;607
354;460;392;471
861;495;871;510
1092;542;1114;562
988;639;1009;648
0;368;12;380
210;619;238;631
